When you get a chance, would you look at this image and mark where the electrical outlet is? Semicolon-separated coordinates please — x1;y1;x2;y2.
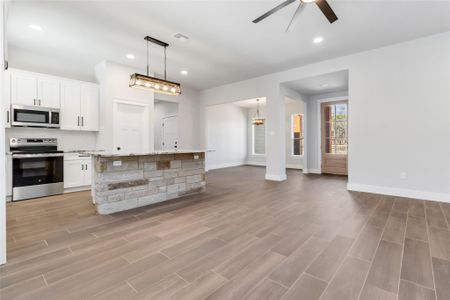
400;172;407;179
113;160;122;167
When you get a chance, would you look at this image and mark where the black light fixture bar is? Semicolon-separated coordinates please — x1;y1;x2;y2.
144;36;169;48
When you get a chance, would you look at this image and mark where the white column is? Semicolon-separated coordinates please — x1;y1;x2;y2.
265;91;286;181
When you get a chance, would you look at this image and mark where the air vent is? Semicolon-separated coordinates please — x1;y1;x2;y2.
173;33;189;41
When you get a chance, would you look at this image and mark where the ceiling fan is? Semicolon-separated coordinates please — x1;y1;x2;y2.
252;0;338;32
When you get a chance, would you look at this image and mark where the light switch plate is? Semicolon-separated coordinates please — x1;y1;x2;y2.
113;160;122;167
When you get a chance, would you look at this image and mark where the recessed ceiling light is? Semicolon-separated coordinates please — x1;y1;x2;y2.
29;24;42;31
180;70;188;75
126;53;135;60
321;83;329;88
313;36;324;44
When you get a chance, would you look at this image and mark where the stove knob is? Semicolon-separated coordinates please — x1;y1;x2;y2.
10;138;17;144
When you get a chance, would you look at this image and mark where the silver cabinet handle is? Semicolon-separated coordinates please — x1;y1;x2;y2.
81;116;84;127
78;116;80;126
39;99;41;106
33;99;36;105
85;164;88;170
81;164;84;170
6;111;9;123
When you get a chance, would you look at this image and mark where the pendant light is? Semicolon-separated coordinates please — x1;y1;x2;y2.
129;36;181;95
252;99;265;126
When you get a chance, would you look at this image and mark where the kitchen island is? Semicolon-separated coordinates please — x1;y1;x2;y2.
89;151;206;214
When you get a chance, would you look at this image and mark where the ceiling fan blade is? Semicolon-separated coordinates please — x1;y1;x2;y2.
286;4;306;32
315;0;338;24
252;0;297;23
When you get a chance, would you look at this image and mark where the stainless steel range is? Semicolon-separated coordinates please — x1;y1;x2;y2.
10;138;64;201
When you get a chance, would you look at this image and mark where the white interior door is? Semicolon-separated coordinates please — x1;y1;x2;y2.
113;100;149;154
162;116;178;150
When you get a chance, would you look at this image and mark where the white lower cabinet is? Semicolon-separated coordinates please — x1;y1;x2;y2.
64;155;91;189
6;154;12;197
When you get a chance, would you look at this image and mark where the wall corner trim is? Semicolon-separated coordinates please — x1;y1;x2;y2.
265;173;287;182
347;183;450;203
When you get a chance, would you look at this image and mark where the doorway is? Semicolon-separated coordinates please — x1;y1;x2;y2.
162;115;178;150
321;100;348;175
113;100;150;154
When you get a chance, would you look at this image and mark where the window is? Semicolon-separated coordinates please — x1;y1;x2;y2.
252;122;266;155
324;103;348;154
292;114;304;156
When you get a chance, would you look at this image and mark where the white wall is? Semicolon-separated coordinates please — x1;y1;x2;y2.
245;99;307;169
307;90;349;173
206;103;247;170
155;87;201;150
1;0;7;265
154;101;178;150
95;60;154;152
201;32;450;202
5;128;97;152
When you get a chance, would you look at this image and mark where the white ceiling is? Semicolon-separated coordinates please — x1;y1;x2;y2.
7;0;450;90
233;97;267;108
284;70;348;95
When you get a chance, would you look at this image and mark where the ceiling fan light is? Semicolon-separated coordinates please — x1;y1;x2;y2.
129;73;181;95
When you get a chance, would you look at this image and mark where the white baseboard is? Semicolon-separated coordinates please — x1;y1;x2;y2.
245;161;266;167
286;163;303;170
246;161;303;170
307;169;322;174
64;186;91;193
265;173;287;181
347;183;450;203
207;161;245;170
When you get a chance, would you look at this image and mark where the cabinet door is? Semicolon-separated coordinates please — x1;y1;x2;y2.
83;159;92;186
3;71;11;128
60;82;81;130
38;77;60;108
11;71;38;106
6;155;12;197
81;85;99;131
64;160;85;189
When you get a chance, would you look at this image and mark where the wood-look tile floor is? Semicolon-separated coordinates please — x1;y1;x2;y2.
1;166;450;300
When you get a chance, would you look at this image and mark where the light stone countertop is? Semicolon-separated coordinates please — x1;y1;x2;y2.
87;150;205;157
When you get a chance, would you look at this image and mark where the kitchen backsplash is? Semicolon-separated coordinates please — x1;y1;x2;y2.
5;128;97;153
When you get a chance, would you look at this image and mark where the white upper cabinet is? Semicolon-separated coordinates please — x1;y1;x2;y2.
81;85;99;131
60;81;82;130
60;81;99;131
11;70;60;108
38;77;60;108
8;68;99;131
3;70;11;128
11;71;38;106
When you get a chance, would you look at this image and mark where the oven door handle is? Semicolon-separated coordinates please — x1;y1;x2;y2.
13;153;64;158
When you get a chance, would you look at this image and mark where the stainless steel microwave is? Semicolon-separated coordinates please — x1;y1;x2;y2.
11;105;60;128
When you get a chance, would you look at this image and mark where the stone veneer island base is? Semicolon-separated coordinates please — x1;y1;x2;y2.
90;151;206;215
